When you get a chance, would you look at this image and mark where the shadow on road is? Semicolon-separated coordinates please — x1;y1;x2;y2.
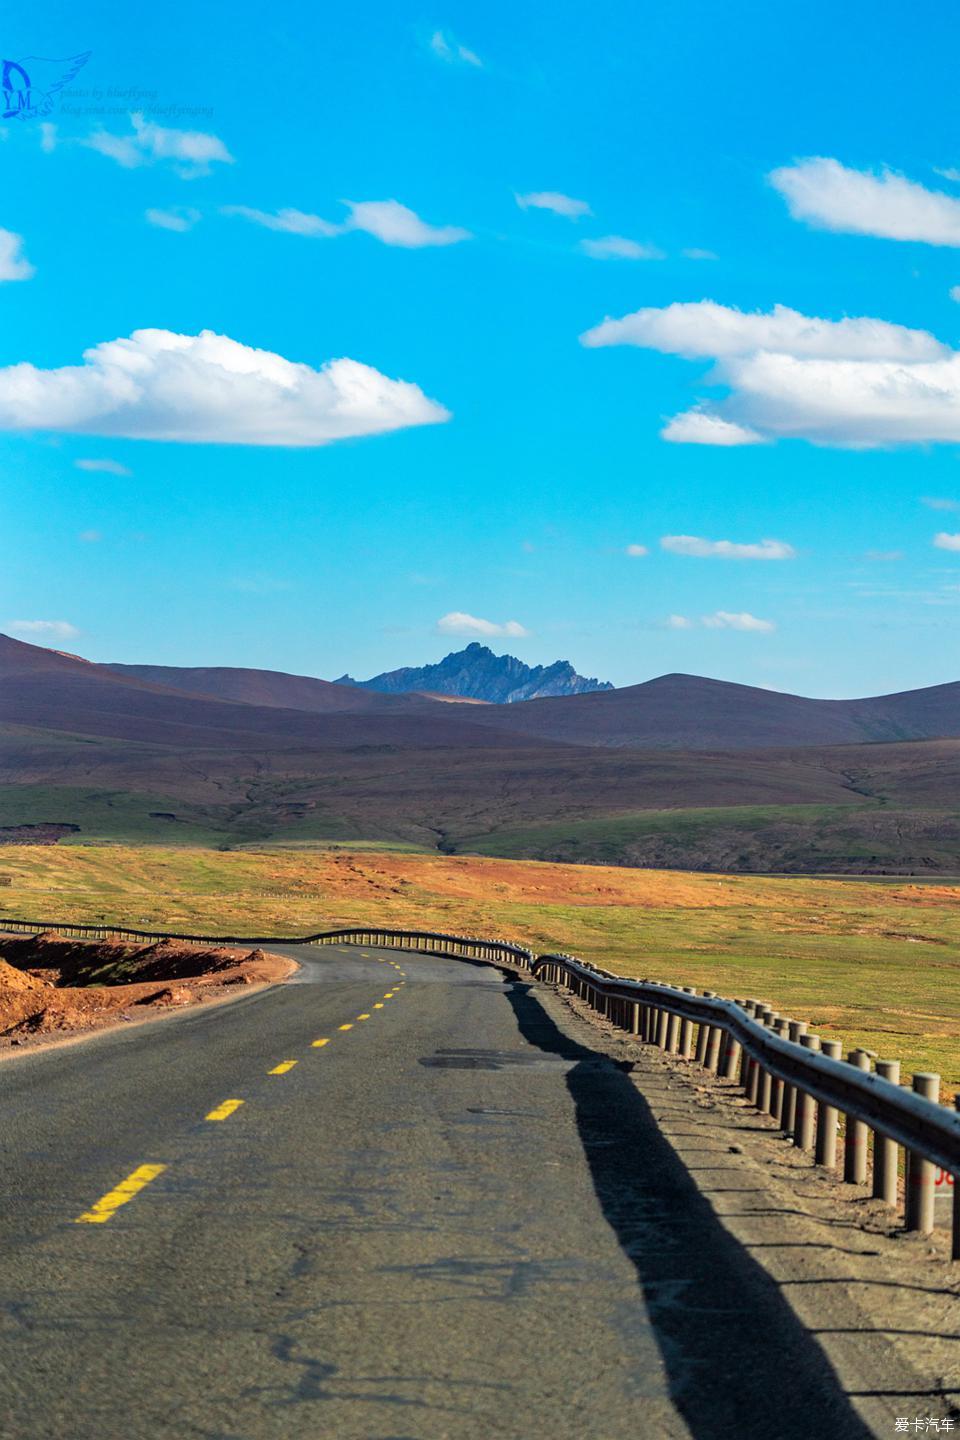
504;977;874;1440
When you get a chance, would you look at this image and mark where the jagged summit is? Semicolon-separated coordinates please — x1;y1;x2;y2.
336;642;614;704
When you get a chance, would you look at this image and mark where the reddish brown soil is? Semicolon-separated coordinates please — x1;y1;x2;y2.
0;932;295;1053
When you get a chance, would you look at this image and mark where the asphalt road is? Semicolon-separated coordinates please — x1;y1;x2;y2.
0;945;872;1440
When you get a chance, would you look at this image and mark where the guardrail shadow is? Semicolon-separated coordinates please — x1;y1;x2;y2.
503;976;874;1440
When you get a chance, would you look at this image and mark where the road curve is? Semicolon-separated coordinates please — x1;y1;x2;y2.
0;944;870;1439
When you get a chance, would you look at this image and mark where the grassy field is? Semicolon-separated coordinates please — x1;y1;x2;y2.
1;842;959;1093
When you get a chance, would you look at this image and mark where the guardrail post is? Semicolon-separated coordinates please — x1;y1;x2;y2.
721;1005;743;1080
696;991;716;1065
793;1035;821;1149
781;1019;808;1136
872;1059;901;1205
770;1018;790;1121
843;1050;872;1185
757;1012;778;1113
656;1004;670;1049
739;1001;758;1088
905;1073;940;1234
666;1004;681;1054
679;987;695;1058
815;1039;843;1167
630;1000;641;1036
705;1014;723;1073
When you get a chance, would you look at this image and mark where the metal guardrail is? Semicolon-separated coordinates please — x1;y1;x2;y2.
2;915;957;1257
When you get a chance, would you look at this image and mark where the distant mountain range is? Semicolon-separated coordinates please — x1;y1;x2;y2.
335;643;614;704
8;633;960;871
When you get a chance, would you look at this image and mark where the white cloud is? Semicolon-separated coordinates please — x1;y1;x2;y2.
770;157;960;247
683;247;717;261
923;496;960;511
666;614;694;629
660;535;796;560
515;191;591;220
429;30;482;67
583;297;960;450
83;113;233;177
0;229;34;282
625;543;649;556
864;549;903;561
934;532;960;551
74;458;132;475
146;206;201;233
580;300;944;361
436;612;529;638
7;619;79;640
344;199;469;247
580;235;662;260
39;122;57;153
223;199;469;248
221;205;339;237
0;329;449;447
702;611;776;632
951;286;960;303
661;411;764;446
78;529;102;543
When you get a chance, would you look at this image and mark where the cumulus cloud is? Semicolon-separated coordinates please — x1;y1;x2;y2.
146;206;201;233
769;157;960;246
702;611;775;632
515;191;591;220
429;30;482;66
660;535;796;560
0;229;34;281
934;532;960;551
661;411;764;446
580;300;945;362
582;297;960;449
7;619;79;640
436;612;529;638
223;199;469;248
83;113;233;177
0;329;449;447
580;235;662;260
74;458;132;475
625;543;649;556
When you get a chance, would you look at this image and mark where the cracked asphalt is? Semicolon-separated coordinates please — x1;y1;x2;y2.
0;945;869;1439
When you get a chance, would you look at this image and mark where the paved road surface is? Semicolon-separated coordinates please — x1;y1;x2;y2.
0;945;871;1439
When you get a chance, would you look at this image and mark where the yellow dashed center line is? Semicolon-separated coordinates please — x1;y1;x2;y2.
205;1098;244;1121
312;1037;329;1048
357;1013;371;1021
338;1023;353;1031
75;1163;166;1224
268;1061;298;1075
373;1003;384;1009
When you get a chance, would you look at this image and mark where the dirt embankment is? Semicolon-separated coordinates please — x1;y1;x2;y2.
0;932;296;1053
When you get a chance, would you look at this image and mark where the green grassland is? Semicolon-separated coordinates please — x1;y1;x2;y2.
0;842;958;1094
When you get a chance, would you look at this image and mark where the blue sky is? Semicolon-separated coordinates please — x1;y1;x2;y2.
4;0;960;696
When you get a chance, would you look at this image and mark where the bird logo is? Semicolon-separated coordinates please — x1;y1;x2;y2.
2;52;91;120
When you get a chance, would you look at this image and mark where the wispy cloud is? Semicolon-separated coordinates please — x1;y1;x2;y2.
74;458;132;476
625;543;649;556
6;619;79;640
923;496;960;512
770;157;960;246
682;247;717;261
83;113;233;178
580;235;662;260
1;330;449;447
864;549;903;562
436;611;529;638
0;229;34;282
660;535;796;560
429;29;482;67
934;532;960;551
666;614;694;629
223;198;470;248
661;411;764;447
146;206;201;233
702;610;775;632
78;529;102;543
515;191;591;220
